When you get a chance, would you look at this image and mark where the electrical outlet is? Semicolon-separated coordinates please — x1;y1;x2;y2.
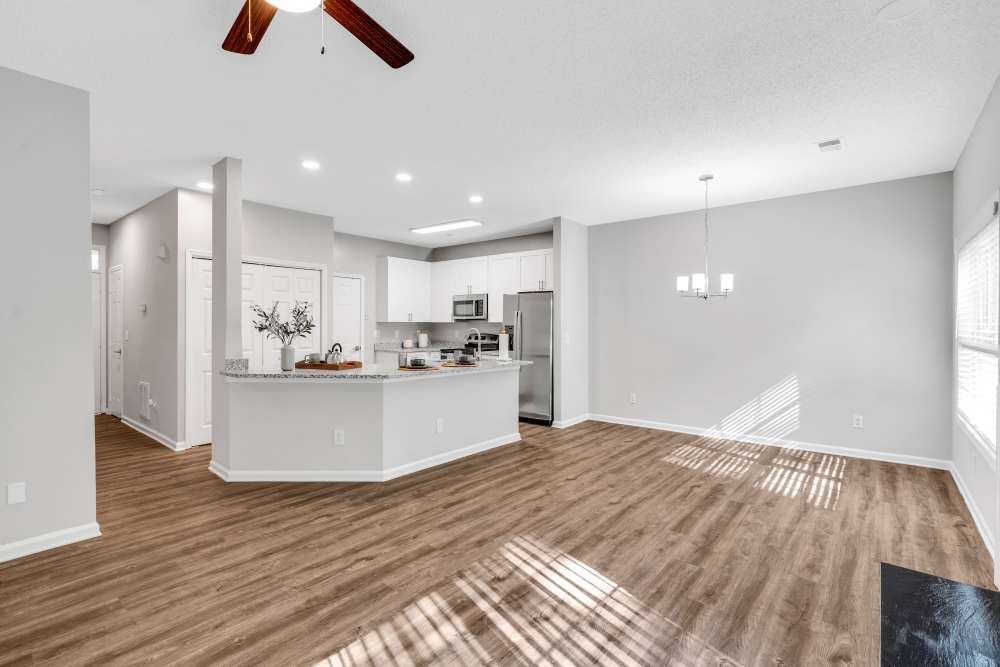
436;417;445;434
7;482;26;505
852;414;864;429
629;393;637;405
334;429;345;446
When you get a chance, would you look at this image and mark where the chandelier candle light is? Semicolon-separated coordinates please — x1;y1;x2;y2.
676;174;734;300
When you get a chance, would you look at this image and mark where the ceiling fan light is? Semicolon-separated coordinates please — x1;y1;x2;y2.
265;0;322;13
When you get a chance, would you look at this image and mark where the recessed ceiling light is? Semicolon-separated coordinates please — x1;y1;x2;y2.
196;181;214;191
265;0;322;13
90;187;105;196
817;138;844;152
468;194;484;204
301;159;321;171
876;0;928;23
395;172;413;183
411;219;483;235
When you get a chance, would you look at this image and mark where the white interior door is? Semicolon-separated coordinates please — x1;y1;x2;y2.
108;265;124;417
241;263;264;367
332;275;363;361
261;265;322;369
186;258;214;446
91;247;106;413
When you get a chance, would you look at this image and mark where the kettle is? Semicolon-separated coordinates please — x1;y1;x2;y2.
325;343;343;364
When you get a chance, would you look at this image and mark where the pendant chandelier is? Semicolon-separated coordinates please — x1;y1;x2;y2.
676;174;734;300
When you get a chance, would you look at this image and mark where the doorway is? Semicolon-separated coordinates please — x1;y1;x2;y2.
332;274;365;362
185;254;327;447
91;246;107;414
108;264;124;418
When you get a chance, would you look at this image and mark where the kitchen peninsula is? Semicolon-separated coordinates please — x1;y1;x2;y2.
209;359;529;482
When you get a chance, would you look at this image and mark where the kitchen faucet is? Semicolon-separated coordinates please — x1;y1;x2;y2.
467;327;482;360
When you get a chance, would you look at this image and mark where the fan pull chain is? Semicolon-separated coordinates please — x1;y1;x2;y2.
248;0;254;43
320;3;326;54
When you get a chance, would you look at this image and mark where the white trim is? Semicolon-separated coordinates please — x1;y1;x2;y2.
108;264;124;418
332;271;366;362
382;432;521;480
0;522;102;563
587;414;951;470
553;414;591;429
208;432;521;483
122;416;189;451
957;414;999;471
949;461;996;560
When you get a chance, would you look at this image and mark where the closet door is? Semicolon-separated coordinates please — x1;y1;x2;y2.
241;263;264;368
261;265;323;369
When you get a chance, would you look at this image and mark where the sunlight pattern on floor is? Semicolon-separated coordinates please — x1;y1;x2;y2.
318;535;739;666
753;449;846;509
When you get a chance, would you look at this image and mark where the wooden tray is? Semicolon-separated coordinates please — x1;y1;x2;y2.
398;366;440;371
294;360;363;371
441;362;480;368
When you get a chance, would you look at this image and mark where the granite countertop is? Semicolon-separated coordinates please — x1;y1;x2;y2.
373;341;465;352
222;358;530;382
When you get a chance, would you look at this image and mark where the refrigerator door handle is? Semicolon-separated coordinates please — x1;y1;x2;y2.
514;310;523;361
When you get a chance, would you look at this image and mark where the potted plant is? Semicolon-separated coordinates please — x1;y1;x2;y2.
250;301;316;371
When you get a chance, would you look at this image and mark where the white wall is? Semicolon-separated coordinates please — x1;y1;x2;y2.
430;231;553;261
952;73;1000;559
91;223;109;247
589;173;954;465
553;218;590;425
0;67;98;559
108;191;180;441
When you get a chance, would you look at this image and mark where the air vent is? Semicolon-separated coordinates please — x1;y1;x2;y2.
817;138;844;152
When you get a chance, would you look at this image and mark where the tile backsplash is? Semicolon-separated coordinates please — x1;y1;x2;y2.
374;321;505;346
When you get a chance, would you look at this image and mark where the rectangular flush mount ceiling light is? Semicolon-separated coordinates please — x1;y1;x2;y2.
411;219;483;235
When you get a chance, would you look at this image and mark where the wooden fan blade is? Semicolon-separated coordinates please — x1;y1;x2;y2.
324;0;414;68
223;0;279;55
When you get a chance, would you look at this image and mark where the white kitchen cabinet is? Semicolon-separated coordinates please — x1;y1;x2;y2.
455;257;489;295
377;256;431;322
519;250;553;291
488;254;520;323
430;260;458;323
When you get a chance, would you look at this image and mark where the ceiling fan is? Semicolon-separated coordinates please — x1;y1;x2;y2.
222;0;414;69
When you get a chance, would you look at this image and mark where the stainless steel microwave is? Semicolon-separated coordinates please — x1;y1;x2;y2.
452;293;488;321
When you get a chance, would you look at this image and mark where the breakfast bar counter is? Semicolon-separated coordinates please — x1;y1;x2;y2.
210;360;529;483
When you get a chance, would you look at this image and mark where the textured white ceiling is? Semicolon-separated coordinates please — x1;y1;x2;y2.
2;1;999;246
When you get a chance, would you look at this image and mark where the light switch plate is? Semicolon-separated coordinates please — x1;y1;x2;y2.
7;482;26;505
334;430;345;446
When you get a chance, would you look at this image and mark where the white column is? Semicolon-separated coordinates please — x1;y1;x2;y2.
210;157;244;468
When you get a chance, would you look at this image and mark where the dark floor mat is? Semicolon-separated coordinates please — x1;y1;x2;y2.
881;562;1000;666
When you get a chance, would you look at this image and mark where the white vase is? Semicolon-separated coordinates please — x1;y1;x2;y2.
281;346;295;371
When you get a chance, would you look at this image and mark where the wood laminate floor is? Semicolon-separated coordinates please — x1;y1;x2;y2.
0;416;994;666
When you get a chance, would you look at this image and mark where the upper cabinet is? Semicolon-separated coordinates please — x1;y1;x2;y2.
377;256;430;323
519;250;553;291
378;248;554;323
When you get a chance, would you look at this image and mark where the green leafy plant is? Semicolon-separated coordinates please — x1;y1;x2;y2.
250;301;315;347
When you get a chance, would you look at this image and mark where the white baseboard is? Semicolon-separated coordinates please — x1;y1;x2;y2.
553;414;592;429
948;462;996;560
587;414;952;470
122;416;188;451
0;522;102;563
208;432;522;483
382;432;522;481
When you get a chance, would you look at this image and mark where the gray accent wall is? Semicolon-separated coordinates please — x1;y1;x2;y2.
952;73;1000;558
91;223;109;247
589;173;954;462
430;232;553;261
1;67;96;554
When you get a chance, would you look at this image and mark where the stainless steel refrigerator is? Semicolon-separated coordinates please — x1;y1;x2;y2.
503;291;554;425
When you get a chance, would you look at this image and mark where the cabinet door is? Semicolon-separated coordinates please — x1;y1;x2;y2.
431;260;457;323
410;260;432;322
488;255;520;323
543;250;554;290
519;253;547;291
464;257;489;293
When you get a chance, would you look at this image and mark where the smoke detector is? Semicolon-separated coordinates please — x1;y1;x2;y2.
817;138;844;153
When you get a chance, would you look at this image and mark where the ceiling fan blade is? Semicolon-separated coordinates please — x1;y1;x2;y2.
324;0;414;68
223;0;279;55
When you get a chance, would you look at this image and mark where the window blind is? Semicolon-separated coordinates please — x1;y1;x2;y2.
956;217;999;447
